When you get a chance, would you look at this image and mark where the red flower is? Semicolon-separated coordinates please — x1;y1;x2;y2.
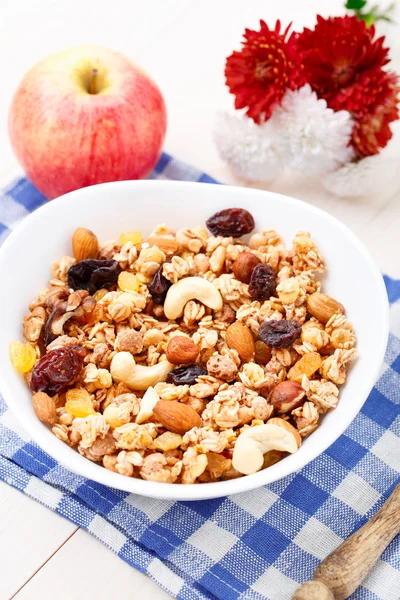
352;75;399;156
296;15;389;99
225;20;300;123
328;69;396;116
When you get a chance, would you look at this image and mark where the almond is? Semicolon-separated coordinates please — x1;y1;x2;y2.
267;417;302;448
32;391;57;425
166;336;200;365
307;292;344;324
232;252;260;284
270;381;305;413
153;400;202;434
226;321;255;362
146;236;179;256
72;227;99;261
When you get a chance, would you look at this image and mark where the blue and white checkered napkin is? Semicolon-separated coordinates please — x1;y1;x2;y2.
0;153;399;600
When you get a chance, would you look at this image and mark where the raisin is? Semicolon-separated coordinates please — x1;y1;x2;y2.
206;208;255;238
166;364;207;385
67;259;121;295
148;263;172;304
30;346;86;396
258;319;302;348
248;263;276;300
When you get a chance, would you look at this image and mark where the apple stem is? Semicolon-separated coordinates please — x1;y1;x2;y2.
89;69;98;95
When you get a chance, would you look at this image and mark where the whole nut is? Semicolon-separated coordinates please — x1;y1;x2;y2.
72;227;99;261
166;336;200;365
226;321;255;362
267;417;302;448
307;292;344;324
153;400;202;434
32;391;57;424
232;252;261;284
270;381;305;413
146;236;179;256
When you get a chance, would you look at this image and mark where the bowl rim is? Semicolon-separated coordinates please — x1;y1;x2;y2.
0;179;389;500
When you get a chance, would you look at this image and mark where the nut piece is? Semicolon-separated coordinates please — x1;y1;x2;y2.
110;352;174;390
153;400;202;434
164;277;223;320
270;381;305;413
72;227;99;261
307;293;344;324
232;421;300;475
226;321;255;362
267;417;302;448
287;352;322;382
232;252;261;284
166;336;200;365
146;236;179;256
32;391;56;425
136;386;159;424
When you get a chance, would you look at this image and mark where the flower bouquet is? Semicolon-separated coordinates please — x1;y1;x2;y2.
214;6;399;197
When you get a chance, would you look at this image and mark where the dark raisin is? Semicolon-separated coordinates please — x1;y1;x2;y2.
248;263;276;300
258;319;302;348
30;346;86;396
67;259;121;295
166;364;207;385
148;264;172;304
206;208;255;238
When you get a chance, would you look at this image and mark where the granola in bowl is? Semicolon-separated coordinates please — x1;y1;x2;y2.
10;207;357;484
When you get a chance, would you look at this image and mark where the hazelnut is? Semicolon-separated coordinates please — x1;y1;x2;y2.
232;252;260;284
270;381;305;413
166;336;200;365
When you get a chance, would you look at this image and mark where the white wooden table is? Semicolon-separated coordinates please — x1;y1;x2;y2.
1;1;399;598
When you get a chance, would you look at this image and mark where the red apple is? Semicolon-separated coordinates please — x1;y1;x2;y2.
8;46;167;199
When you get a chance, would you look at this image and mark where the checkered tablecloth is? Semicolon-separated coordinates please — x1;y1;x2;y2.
0;153;399;600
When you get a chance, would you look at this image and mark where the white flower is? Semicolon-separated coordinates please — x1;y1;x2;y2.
321;154;400;198
269;85;354;174
213;111;285;182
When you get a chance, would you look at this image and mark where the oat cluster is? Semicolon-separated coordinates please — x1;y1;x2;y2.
16;212;357;484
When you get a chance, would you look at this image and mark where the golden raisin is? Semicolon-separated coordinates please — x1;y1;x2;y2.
287;352;322;383
254;341;272;364
9;341;37;373
118;271;140;293
119;231;142;245
65;388;95;418
93;288;108;301
153;432;183;452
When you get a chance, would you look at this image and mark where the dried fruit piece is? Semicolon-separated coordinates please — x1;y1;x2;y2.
226;321;255;362
72;228;99;261
147;263;172;304
65;388;95;418
206;452;231;478
206;208;255;238
30;346;86;396
307;293;344;324
118;271;140;293
32;391;57;424
262;450;284;469
68;259;121;295
166;364;207;385
232;252;260;283
254;341;272;364
153;400;202;434
119;231;143;245
270;381;305;413
248;264;276;300
166;336;200;365
93;288;108;301
287;352;322;383
153;431;183;451
9;341;36;373
259;319;301;348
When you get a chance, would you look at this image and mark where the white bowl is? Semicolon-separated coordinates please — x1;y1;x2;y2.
0;180;388;500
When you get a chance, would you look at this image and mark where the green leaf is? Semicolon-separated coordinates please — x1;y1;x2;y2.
345;0;367;9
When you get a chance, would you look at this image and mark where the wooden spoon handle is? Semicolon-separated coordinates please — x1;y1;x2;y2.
293;485;400;600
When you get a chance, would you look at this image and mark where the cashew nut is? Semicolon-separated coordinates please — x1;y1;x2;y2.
136;386;160;424
110;352;174;391
163;277;223;320
232;423;300;475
